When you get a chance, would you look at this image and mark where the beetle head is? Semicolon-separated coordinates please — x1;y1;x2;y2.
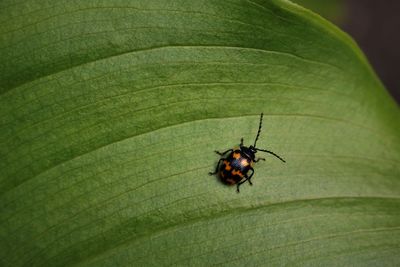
241;145;256;160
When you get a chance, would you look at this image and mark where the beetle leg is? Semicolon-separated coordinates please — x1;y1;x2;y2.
254;157;265;162
240;138;244;147
247;168;255;185
236;185;240;192
209;158;224;175
236;178;247;193
214;149;233;156
236;169;255;192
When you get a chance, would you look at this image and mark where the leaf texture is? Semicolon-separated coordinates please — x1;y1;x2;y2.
1;0;399;266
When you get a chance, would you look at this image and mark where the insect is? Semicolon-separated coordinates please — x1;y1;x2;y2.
209;113;285;192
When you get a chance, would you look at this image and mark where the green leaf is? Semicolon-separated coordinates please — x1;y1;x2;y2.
290;0;345;23
1;0;399;266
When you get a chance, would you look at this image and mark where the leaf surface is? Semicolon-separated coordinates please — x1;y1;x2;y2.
1;0;399;266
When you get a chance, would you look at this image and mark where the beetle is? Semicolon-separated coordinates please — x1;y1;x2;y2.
209;113;285;192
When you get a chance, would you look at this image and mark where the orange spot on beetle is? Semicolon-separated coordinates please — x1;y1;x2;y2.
225;161;232;171
233;152;241;159
231;170;243;177
240;159;249;167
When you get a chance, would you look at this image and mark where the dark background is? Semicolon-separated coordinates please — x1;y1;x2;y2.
295;0;400;104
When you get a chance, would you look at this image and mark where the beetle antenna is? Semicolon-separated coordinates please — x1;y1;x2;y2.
253;113;263;147
255;148;286;163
